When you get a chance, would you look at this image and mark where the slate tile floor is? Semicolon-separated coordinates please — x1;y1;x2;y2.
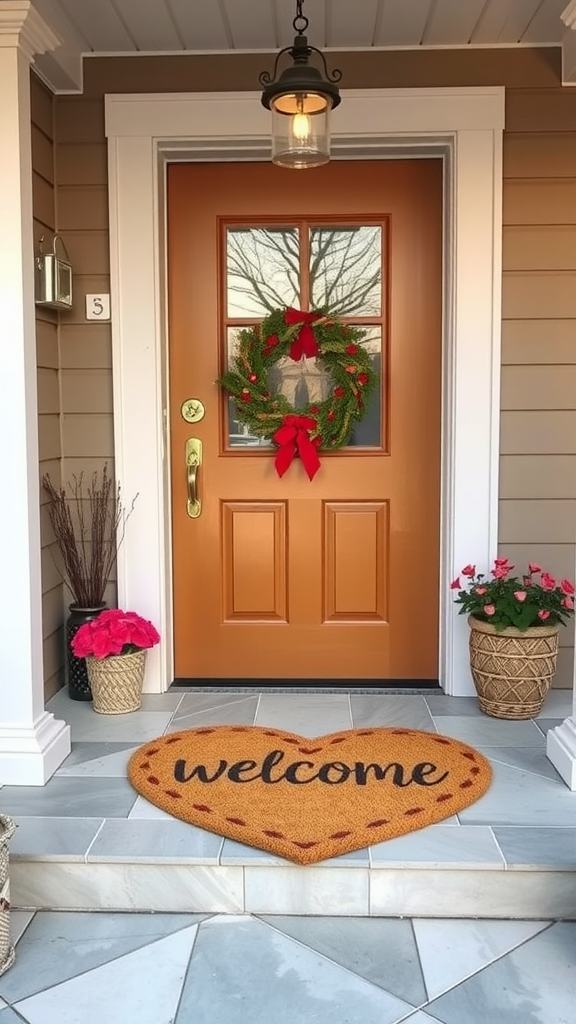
1;908;575;1023
0;687;575;1022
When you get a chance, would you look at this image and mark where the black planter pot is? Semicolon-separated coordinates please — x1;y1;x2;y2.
66;604;106;701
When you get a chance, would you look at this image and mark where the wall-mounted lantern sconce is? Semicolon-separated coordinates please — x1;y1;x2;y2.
35;235;73;309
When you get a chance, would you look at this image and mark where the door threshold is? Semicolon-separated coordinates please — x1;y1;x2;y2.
171;679;442;694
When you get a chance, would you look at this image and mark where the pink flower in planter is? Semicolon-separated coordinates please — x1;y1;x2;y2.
451;561;576;631
461;564;476;577
71;609;160;659
450;577;461;590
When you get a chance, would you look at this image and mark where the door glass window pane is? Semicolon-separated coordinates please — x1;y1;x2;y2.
226;327;383;449
310;226;382;316
347;327;382;448
226;227;299;318
227;327;273;447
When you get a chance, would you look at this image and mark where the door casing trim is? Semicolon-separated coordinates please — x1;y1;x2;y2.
105;87;504;695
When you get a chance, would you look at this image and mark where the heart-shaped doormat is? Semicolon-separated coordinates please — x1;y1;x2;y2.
128;725;492;864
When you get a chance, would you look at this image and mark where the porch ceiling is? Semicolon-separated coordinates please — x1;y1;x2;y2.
31;0;576;91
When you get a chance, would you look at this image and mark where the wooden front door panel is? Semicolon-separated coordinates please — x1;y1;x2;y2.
168;161;442;680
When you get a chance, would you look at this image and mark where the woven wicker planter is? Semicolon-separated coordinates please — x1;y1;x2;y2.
468;616;560;720
0;816;16;977
86;649;147;714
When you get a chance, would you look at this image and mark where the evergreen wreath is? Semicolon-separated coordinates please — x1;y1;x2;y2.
219;306;378;480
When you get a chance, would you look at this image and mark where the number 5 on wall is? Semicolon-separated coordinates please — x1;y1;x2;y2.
85;294;111;321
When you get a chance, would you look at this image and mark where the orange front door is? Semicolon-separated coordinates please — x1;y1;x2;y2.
168;161;442;681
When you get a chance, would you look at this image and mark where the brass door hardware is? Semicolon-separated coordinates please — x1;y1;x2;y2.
186;437;202;518
181;398;206;424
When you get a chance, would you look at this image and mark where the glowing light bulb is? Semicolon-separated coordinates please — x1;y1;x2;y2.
292;111;311;142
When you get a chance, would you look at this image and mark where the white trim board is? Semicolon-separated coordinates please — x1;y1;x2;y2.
105;87;504;695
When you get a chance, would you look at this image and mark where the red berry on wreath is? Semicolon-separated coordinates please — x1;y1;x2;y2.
249;374;258;382
327;410;335;421
345;344;358;355
240;389;251;403
357;372;369;385
309;406;319;415
333;386;345;398
345;365;357;374
263;334;278;356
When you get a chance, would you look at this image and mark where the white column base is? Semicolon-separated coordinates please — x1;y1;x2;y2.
546;717;576;791
0;713;70;786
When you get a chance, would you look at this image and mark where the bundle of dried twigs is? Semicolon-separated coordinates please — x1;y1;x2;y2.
43;464;136;607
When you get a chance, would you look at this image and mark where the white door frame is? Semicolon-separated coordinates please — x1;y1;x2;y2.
105;87;504;695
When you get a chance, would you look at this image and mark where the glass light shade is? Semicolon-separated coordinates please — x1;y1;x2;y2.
270;99;332;169
272;91;328;116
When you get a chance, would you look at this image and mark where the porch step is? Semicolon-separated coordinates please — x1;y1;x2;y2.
10;832;576;919
9;688;575;918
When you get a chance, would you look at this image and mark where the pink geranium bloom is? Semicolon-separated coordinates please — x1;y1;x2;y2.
71;608;160;659
450;560;576;631
461;564;475;577
450;577;461;590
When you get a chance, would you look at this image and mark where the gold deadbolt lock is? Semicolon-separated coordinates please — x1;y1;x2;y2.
181;398;205;424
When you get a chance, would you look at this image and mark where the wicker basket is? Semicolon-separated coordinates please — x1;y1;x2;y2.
0;815;16;977
86;649;147;714
468;616;560;720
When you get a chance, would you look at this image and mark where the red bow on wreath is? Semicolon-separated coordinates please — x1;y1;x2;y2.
285;308;322;361
273;415;321;481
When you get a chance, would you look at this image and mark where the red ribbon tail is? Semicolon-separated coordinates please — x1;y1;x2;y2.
285;309;320;361
288;336;304;362
296;430;321;481
300;324;320;359
274;438;297;478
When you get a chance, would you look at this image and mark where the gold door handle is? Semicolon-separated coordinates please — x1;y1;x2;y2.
186;438;202;518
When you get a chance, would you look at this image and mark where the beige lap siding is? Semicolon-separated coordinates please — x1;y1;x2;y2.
31;73;65;701
502;97;576;688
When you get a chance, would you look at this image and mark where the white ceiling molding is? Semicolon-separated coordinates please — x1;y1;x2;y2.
0;0;60;62
21;0;573;94
30;0;87;90
562;0;576;81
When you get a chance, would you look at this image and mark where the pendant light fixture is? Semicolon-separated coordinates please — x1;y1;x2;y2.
259;0;342;169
